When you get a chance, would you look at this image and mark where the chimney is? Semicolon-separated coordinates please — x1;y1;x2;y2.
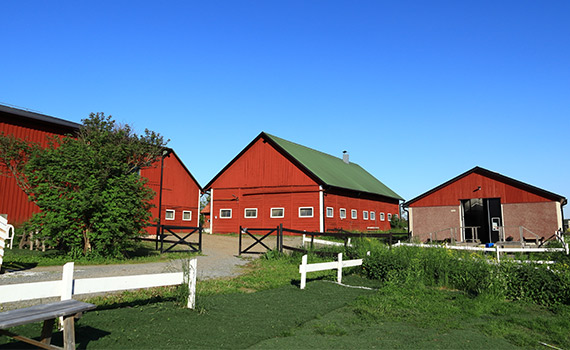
342;150;349;164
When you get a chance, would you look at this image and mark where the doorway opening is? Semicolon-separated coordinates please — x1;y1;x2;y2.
461;198;502;244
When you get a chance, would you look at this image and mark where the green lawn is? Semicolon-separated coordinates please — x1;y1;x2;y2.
2;256;569;349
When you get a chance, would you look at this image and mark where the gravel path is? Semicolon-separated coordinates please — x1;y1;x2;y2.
0;234;302;285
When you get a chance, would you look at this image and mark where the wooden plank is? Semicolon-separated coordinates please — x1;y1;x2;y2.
0;300;95;329
0;280;62;303
73;272;184;295
0;329;60;350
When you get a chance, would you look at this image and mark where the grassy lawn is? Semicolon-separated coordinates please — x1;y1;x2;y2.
2;254;569;349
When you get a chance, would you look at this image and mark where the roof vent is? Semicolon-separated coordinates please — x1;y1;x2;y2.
342;150;349;164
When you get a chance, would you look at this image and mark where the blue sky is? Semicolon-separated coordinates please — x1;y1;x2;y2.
1;1;569;210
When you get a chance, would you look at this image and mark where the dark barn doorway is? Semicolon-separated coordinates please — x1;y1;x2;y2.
461;198;502;244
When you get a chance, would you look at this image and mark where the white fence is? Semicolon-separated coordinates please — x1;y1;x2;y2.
0;259;197;309
394;241;569;263
298;252;367;289
301;234;352;248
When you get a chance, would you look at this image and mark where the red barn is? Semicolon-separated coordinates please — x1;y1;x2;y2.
204;132;402;234
404;167;567;244
0;104;201;231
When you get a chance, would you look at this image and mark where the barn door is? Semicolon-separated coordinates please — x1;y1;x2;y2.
486;198;502;243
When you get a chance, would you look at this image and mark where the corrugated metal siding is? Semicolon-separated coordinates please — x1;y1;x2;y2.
409;173;552;208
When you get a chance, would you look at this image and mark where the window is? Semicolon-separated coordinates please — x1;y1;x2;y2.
340;208;346;219
388;213;392;221
351;209;357;219
380;212;385;221
326;207;334;218
370;211;376;221
244;208;257;218
363;211;368;220
299;207;313;217
271;208;284;218
182;211;192;221
394;214;399;219
220;209;232;218
165;209;175;220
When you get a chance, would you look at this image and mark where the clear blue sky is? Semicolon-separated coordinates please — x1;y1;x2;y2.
2;1;569;212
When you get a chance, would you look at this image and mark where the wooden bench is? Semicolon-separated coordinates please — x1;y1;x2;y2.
0;299;96;350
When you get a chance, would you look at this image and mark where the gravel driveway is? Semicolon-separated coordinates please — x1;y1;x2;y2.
0;233;302;286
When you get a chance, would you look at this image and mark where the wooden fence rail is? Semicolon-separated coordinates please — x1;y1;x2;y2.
298;252;369;289
0;259;197;309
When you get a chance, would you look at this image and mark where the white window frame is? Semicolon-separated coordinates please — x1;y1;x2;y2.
339;208;346;219
351;209;357;219
220;209;232;219
298;207;314;218
244;208;258;218
380;212;385;221
363;211;368;220
165;209;175;221
182;210;192;221
388;213;392;221
370;211;376;221
326;207;334;218
270;207;284;218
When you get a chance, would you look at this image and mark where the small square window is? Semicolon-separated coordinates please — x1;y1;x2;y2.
351;209;357;219
388;213;392;221
380;212;385;221
165;209;175;220
363;211;368;220
244;208;257;218
299;207;313;217
271;208;284;218
182;211;192;221
220;209;232;218
326;207;334;218
340;208;346;219
370;211;376;221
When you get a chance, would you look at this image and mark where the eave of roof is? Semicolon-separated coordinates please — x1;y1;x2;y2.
204;132;403;201
403;166;567;207
0;104;81;130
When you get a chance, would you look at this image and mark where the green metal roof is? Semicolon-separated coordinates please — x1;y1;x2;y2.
264;133;403;200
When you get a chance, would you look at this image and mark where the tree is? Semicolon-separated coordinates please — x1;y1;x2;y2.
0;113;167;257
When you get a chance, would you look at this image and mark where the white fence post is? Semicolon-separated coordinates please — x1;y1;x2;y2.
495;246;500;262
337;253;343;284
186;258;197;309
61;262;74;300
300;255;308;289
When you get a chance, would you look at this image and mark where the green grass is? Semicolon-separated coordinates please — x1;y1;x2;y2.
2;253;569;349
1;241;198;271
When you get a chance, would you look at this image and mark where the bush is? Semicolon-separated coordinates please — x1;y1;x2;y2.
361;245;570;305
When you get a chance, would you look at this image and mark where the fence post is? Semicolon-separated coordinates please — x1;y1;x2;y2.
186;258;197;309
300;255;308;289
337;253;343;284
495;246;500;262
198;225;203;252
279;224;283;253
160;226;165;253
239;226;242;256
302;234;306;248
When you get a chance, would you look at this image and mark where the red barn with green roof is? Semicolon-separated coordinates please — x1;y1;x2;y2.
203;132;402;234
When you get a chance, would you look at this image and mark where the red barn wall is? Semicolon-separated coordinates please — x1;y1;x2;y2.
0;114;77;225
409;173;552;208
324;192;399;231
210;138;321;233
142;154;201;233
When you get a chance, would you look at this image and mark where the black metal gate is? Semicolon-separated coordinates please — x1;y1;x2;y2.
238;225;283;255
140;225;202;253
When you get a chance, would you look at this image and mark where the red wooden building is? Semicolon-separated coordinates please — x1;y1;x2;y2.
203;132;402;234
404;167;567;244
0;104;201;230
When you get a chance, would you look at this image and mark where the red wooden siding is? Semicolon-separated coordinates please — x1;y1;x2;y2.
142;153;201;231
210;138;321;233
409;173;552;208
0;115;77;225
324;193;399;231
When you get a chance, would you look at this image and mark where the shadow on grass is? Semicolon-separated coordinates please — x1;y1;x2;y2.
0;262;39;273
0;325;110;350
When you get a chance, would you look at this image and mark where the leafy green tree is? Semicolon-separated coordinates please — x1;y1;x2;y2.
0;113;167;257
390;214;408;232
